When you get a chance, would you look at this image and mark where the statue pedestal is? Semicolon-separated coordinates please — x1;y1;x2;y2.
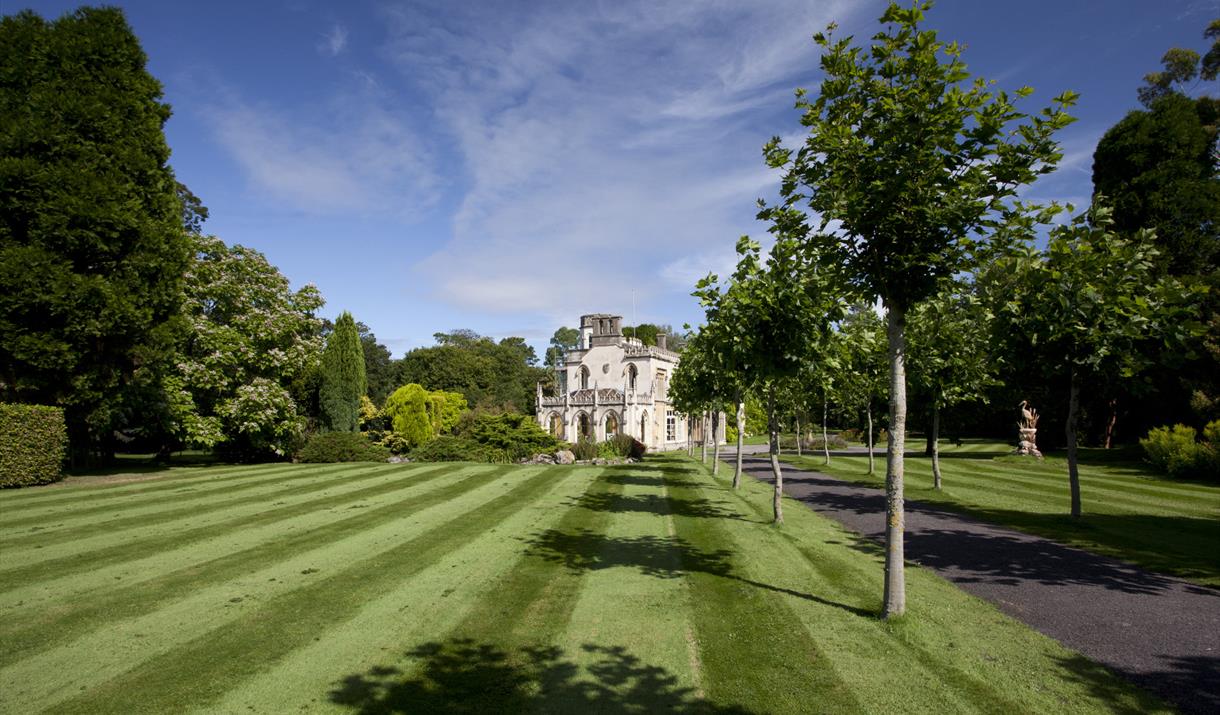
1014;427;1042;458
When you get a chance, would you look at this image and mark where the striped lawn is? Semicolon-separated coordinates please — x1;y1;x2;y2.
0;456;1166;713
783;440;1220;587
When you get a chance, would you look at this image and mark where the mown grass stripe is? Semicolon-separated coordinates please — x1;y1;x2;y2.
200;467;605;715
0;464;518;708
44;468;564;714
0;463;384;545
0;462;430;565
351;468;620;713
0;463;371;533
0;463;449;590
0;462;309;507
739;459;1171;713
660;456;864;713
719;467;1039;714
0;465;502;668
816;453;1219;507
925;459;1218;512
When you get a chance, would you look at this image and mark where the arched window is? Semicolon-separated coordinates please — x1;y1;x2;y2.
639;411;648;442
548;413;563;438
578;413;591;438
626;364;638;391
605;413;619;438
580;366;590;389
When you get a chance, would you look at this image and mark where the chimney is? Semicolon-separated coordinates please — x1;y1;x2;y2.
657;333;668;351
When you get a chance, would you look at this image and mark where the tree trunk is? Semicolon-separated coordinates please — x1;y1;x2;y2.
924;428;934;457
768;391;783;524
733;397;745;490
795;415;802;456
1104;398;1118;450
866;405;875;475
822;392;830;466
712;409;720;476
883;306;907;619
931;403;942;490
1067;368;1083;518
687;417;693;457
700;411;708;463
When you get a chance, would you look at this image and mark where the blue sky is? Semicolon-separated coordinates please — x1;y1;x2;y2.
14;0;1220;356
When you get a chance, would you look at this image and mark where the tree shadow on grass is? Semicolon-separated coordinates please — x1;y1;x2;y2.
523;528;873;618
1051;652;1215;715
566;491;750;522
329;638;753;714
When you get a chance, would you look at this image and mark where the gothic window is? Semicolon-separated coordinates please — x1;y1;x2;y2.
666;411;676;441
578;413;591;438
580;366;590;389
627;364;638;391
548;413;563;438
639;412;648;442
605;413;619;437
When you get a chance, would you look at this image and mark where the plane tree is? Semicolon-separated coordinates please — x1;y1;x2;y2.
836;307;888;474
989;206;1202;517
761;1;1076;616
906;284;998;489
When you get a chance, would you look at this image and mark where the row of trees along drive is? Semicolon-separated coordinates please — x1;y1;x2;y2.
674;2;1212;619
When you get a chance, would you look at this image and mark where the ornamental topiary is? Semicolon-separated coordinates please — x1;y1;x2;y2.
0;403;68;487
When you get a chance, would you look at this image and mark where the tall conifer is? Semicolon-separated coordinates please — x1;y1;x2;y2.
320;312;366;432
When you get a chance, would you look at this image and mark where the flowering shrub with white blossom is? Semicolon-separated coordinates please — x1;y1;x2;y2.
167;236;324;458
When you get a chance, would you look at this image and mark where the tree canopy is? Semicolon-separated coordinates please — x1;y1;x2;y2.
0;7;189;463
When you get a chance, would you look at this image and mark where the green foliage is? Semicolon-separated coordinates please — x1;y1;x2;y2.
1140;423;1220;481
320;312;367;433
571;437;599;461
765;1;1076;314
396;331;545;413
354;322;395;405
1137;21;1220;106
383;384;433;449
296;431;389;464
411;435;503;463
907;286;998;410
0;8;189;462
993;206;1201;382
426;391;468;436
1093;93;1220;277
458;412;561;462
622;324;660;346
599;434;645;460
0;403;67;487
835;306;888;425
167;235;324;459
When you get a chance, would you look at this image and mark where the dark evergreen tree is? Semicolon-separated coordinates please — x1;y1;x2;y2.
0;8;189;464
319;312;367;432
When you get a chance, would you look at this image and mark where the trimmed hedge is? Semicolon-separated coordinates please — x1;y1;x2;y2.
0;403;67;487
297;432;390;463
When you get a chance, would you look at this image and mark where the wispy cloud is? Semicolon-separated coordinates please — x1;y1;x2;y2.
203;86;439;217
379;0;871;327
320;24;348;56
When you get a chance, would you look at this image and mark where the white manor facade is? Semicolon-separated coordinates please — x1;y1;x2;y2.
536;313;722;450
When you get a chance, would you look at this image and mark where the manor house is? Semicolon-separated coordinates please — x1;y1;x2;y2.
536;313;717;450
